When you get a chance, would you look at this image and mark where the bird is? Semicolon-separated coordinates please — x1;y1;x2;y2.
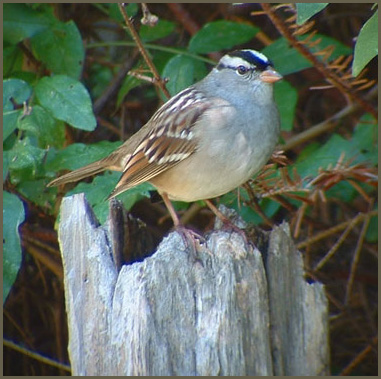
48;49;282;228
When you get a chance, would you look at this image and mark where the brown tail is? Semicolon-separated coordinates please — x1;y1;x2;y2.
47;159;112;187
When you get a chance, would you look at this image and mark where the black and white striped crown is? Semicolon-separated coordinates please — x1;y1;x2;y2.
217;49;273;72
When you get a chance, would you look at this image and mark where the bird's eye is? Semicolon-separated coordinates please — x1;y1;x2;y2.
237;65;248;75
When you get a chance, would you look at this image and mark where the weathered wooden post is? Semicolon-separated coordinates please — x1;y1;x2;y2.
58;193;329;375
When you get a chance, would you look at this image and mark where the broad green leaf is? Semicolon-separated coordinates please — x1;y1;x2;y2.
3;79;32;111
220;190;281;225
365;210;378;243
45;141;122;172
17;179;57;211
189;21;258;54
350;114;378;165
19;105;65;149
352;10;378;76
295;134;353;179
35;75;97;131
3;191;25;304
7;137;46;183
162;55;207;96
325;181;359;203
117;76;141;107
67;171;153;224
274;80;297;131
3;45;23;78
295;131;375;191
31;20;85;79
3;79;32;141
296;3;328;25
140;20;175;42
3;151;10;181
6;71;38;87
3;110;21;143
3;3;52;44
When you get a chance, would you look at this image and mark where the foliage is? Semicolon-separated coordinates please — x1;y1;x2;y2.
3;3;377;375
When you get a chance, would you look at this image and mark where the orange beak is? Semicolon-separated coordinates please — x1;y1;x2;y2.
260;69;283;83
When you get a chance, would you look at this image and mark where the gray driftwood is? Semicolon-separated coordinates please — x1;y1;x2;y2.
58;193;329;376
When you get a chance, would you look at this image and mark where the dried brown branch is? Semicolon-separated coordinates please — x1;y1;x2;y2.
259;3;377;119
338;336;378;376
297;209;377;250
345;208;372;305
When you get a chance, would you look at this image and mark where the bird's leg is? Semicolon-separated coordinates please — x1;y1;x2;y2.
161;193;205;249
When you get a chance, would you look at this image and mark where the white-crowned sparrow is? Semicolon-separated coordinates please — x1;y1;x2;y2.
48;49;282;225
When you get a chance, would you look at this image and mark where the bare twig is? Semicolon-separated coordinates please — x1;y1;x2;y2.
345;209;372;305
118;3;170;99
297;210;377;250
4;338;71;372
313;214;361;271
338;336;378;376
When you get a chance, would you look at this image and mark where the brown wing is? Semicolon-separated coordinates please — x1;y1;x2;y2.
109;88;211;198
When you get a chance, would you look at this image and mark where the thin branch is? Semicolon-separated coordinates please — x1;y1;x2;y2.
4;338;71;373
338;336;378;376
297;210;377;250
345;210;372;305
313;214;361;271
118;3;170;99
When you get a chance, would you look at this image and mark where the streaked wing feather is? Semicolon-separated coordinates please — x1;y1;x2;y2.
110;90;212;198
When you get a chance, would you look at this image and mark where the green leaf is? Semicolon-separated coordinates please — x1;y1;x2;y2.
17;179;57;211
352;10;378;76
162;55;207;96
3;3;53;44
3;110;22;143
34;75;97;131
3;79;32;141
3;45;23;78
189;20;258;54
3;191;25;304
31;20;85;79
45;141;122;172
3;79;32;111
365;210;378;243
19;105;65;149
117;75;141;108
350;114;378;165
295;130;375;187
7;137;46;183
296;3;328;25
67;171;153;224
295;134;350;179
220;190;281;225
4;151;10;181
274;80;297;131
140;20;175;42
